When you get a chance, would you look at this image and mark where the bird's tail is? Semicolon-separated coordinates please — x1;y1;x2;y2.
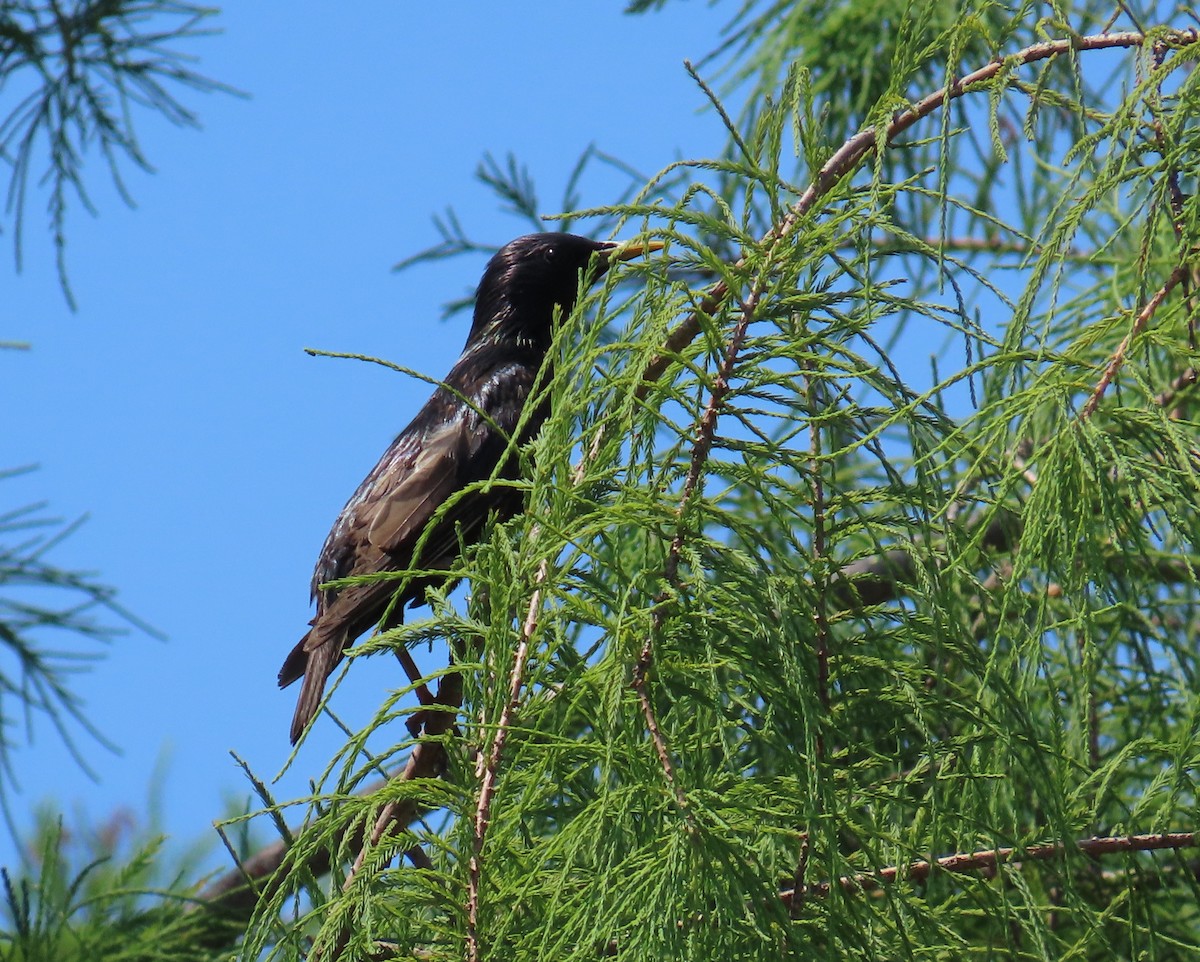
279;629;340;745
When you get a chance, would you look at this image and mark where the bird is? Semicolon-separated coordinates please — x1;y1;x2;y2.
280;232;660;744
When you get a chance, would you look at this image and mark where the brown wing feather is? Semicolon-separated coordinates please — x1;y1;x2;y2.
365;420;464;554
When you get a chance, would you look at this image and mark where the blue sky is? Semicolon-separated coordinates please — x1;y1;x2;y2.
3;3;734;874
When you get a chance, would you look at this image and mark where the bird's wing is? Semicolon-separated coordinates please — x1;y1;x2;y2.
365;414;472;557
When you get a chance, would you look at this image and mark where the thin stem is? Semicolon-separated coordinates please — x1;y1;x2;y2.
783;832;1198;902
639;29;1199;393
466;561;546;962
632;284;765;814
1079;264;1188;420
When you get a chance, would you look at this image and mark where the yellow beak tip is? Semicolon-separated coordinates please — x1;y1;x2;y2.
609;239;666;262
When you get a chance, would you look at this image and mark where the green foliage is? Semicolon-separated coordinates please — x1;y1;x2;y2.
235;1;1200;959
5;0;1197;958
0;804;236;962
0;468;160;806
0;0;233;307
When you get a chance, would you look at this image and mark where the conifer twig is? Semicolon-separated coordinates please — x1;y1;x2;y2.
466;559;547;962
639;28;1199;393
1079;264;1189;420
633;286;764;813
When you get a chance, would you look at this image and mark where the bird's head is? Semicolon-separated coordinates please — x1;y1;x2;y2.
469;232;658;347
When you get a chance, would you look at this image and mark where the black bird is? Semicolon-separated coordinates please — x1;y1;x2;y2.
280;232;658;744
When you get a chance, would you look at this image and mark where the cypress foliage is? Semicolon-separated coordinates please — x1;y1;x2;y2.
242;4;1200;959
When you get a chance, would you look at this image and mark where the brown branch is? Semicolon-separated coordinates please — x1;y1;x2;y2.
1147;37;1188;243
633;286;765;813
830;349;1200;610
782;831;1197;902
466;560;546;962
827;501;1021;609
1080;264;1189;420
1154;366;1198;416
639;29;1198;394
830;498;1200;612
789;832;810;918
310;671;461;961
601;831;1198;951
462;437;608;956
195;670;461;960
661;289;764;588
196;777;394;922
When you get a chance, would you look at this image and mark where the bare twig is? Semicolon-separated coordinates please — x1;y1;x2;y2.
1147;38;1189;242
1154;366;1198;417
789;832;810;918
462;436;610;957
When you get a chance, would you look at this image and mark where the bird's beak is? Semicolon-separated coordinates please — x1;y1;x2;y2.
603;239;666;263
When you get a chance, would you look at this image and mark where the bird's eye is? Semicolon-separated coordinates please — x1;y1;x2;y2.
541;246;556;262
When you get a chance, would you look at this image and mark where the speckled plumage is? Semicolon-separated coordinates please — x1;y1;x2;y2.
280;233;644;744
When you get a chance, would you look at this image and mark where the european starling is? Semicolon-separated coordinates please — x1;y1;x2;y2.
280;232;658;744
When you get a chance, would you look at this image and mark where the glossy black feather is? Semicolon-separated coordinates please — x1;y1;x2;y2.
281;233;620;744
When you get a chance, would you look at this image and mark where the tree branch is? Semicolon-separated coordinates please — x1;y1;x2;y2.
194;671;461;947
1080;265;1190;419
466;561;546;962
639;28;1198;393
783;831;1198;902
633;283;766;815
